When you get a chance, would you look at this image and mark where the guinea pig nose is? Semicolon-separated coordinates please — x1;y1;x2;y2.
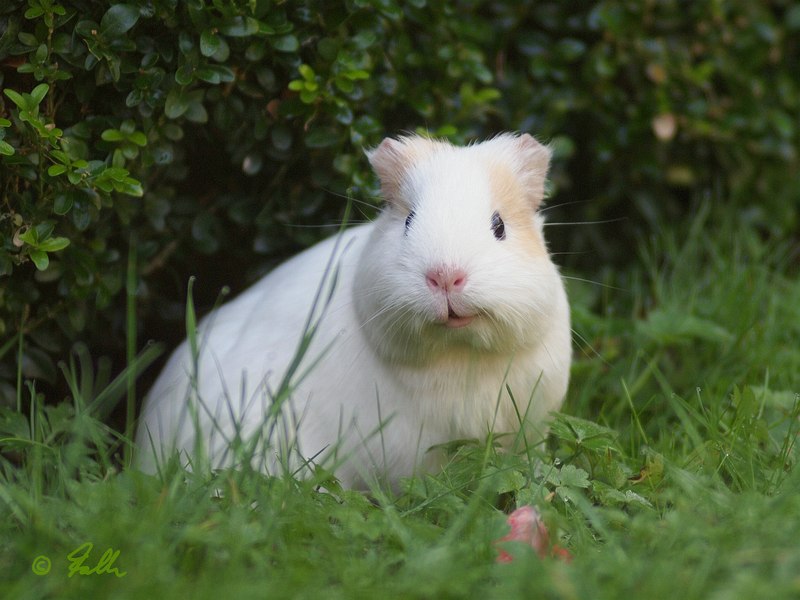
426;267;468;293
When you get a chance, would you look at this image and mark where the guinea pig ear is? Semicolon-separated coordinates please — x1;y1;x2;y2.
366;136;445;206
366;138;407;205
509;133;552;211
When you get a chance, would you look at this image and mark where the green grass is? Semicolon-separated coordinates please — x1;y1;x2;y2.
1;209;799;599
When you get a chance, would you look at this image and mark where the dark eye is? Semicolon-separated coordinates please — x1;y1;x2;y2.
491;211;506;240
404;210;415;234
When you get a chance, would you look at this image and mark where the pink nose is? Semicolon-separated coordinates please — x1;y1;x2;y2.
426;267;468;293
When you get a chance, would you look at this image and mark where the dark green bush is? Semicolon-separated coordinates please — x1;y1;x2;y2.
1;0;797;405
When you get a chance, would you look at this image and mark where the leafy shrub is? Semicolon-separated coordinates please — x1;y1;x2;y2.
1;0;797;405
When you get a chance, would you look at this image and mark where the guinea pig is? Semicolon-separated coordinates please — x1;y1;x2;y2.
135;132;572;488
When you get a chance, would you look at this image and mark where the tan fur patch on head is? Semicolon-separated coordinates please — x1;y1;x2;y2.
368;136;452;208
489;163;548;258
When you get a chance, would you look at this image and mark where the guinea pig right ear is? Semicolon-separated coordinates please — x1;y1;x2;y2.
367;136;445;206
366;138;407;205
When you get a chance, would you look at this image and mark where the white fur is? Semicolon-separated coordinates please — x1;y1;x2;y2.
135;133;572;488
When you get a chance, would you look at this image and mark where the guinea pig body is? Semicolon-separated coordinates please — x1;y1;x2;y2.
135;133;572;488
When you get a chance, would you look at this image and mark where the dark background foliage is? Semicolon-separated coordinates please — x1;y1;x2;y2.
1;0;798;409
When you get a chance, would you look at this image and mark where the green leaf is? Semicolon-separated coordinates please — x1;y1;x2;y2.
218;16;259;37
34;43;48;63
194;68;220;84
17;32;38;47
100;4;140;38
29;249;49;270
31;83;50;105
125;89;144;107
270;125;292;151
115;178;144;197
558;465;591;488
121;145;139;159
305;128;340;148
299;89;317;104
37;236;70;252
485;466;526;494
183;90;208;123
298;64;315;80
334;77;354;94
53;193;74;215
200;29;221;57
3;88;27;109
178;31;193;55
343;69;369;81
34;221;55;240
101;166;130;181
18;228;38;245
0;140;14;156
317;38;338;61
71;200;91;230
245;41;267;61
24;6;44;19
162;124;184;141
101;129;124;142
174;64;194;85
47;164;67;176
50;149;68;163
164;88;188;119
211;37;230;62
273;34;299;53
149;143;174;165
550;413;620;451
128;131;147;146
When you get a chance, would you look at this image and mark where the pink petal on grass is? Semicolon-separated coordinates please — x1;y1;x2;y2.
495;505;572;563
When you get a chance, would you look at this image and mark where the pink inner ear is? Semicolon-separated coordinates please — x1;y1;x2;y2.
516;133;551;171
511;134;551;209
368;138;404;180
367;138;409;205
367;136;447;206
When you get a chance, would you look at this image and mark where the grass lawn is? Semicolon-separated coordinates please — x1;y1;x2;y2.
2;208;799;599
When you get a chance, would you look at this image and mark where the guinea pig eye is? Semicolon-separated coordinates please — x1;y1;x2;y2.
491;211;506;240
404;210;415;234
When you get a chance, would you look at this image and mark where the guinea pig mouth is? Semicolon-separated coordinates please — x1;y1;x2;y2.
445;306;475;328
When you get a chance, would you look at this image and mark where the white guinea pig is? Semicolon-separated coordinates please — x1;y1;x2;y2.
135;132;572;488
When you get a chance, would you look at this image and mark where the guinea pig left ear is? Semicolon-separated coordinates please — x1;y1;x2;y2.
512;133;552;210
366;138;408;205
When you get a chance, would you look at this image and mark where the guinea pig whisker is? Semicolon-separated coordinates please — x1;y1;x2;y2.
281;220;371;230
570;327;611;366
549;251;591;257
537;199;593;213
560;275;628;292
543;217;627;227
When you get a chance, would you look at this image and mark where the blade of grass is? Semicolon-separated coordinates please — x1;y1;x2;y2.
125;234;137;466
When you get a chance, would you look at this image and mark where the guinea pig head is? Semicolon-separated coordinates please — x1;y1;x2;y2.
358;133;563;363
